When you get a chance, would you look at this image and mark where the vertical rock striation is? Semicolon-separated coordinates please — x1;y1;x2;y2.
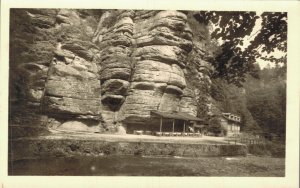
42;9;102;123
10;9;103;133
119;10;195;127
93;10;135;131
10;9;215;134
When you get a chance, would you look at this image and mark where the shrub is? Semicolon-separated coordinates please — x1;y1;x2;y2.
101;10;118;28
267;143;285;158
248;144;271;156
208;117;224;136
247;142;285;158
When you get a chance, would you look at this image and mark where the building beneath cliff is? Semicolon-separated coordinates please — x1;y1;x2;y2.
220;113;241;136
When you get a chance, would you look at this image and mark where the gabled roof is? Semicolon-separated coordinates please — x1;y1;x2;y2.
150;110;203;121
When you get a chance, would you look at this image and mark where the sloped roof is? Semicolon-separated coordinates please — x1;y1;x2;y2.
221;113;241;123
222;117;240;123
194;124;205;128
150;110;203;121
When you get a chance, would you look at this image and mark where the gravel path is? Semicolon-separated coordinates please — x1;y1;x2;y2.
28;129;235;145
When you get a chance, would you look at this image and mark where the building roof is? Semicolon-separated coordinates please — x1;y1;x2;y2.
151;110;203;121
221;112;241;123
193;124;205;128
222;113;231;115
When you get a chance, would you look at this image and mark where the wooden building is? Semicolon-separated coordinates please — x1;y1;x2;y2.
220;113;241;136
150;110;204;134
125;110;204;135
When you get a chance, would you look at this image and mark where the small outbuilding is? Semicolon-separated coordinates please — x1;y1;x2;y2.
220;113;241;135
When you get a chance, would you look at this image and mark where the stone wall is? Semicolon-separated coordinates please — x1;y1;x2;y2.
10;137;248;160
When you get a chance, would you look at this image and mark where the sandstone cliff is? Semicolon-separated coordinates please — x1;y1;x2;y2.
9;9;214;134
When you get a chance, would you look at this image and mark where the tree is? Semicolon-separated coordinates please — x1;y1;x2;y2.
208;116;227;136
193;11;287;86
210;78;261;132
245;66;286;140
208;117;222;135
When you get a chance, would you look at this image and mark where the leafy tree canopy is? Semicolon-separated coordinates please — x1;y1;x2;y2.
194;11;287;86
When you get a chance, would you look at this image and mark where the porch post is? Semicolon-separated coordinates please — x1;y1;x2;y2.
160;117;162;132
172;119;175;133
193;123;195;133
183;121;186;133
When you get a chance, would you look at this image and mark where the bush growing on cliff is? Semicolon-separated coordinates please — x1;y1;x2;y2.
101;10;118;28
56;17;98;42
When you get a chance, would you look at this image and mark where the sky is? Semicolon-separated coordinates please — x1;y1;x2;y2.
241;11;284;69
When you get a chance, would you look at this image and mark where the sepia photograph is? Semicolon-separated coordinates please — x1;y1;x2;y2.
1;0;299;188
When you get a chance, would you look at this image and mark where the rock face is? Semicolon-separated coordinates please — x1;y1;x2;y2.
43;43;101;120
9;9;103;133
9;9;213;134
90;10;200;131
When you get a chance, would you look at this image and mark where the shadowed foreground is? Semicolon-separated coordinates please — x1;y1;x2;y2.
9;155;284;176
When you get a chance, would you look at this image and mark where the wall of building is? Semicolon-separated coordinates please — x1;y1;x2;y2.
220;117;240;135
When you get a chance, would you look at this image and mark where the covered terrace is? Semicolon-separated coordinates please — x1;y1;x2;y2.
150;110;204;136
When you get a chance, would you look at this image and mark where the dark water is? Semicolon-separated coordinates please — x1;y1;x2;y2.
9;155;215;176
8;155;284;176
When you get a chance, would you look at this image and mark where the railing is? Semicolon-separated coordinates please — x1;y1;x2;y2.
133;130;202;137
225;134;267;145
225;137;266;145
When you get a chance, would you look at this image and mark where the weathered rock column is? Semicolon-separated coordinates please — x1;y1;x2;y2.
42;10;102;131
118;10;195;128
93;10;135;131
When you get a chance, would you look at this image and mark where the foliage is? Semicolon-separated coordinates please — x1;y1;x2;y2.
185;13;215;120
101;10;118;28
248;142;285;158
187;12;211;45
245;65;286;140
209;64;286;138
210;78;261;132
56;14;99;43
187;11;286;138
194;11;287;86
247;144;271;156
208;117;226;136
185;58;211;119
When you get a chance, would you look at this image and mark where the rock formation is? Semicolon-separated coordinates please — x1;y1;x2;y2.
9;9;214;134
